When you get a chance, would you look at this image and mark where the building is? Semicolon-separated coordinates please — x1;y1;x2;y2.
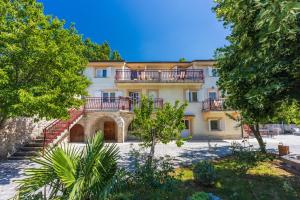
69;60;242;143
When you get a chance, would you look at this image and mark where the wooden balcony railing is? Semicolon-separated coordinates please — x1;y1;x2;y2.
115;69;204;83
201;98;227;112
84;97;164;112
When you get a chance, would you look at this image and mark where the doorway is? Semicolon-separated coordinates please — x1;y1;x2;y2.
104;121;116;141
70;124;84;142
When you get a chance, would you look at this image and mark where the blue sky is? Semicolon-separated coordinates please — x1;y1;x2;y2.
40;0;230;61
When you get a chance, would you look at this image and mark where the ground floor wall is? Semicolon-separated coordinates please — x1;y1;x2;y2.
71;109;242;143
0;118;52;159
71;111;134;143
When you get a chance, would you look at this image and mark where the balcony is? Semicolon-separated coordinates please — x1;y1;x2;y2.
115;69;204;83
201;98;227;112
84;97;164;112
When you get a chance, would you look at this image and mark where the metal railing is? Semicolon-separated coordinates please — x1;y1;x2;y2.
42;108;84;153
201;98;227;111
84;97;164;112
115;69;204;83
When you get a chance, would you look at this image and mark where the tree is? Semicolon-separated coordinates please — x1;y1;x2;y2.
83;39;123;61
0;0;90;126
111;51;123;61
179;58;187;62
131;96;188;162
15;133;120;200
213;0;300;152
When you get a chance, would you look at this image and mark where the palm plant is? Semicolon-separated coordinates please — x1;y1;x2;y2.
14;132;120;200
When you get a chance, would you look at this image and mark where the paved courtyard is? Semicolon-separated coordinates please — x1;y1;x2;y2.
1;135;300;200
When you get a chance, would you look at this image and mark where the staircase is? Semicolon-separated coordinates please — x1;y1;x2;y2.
8;109;84;160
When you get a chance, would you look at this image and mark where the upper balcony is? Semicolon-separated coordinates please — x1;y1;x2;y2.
115;69;204;84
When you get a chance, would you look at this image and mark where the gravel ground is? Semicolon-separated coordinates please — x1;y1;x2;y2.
1;135;299;200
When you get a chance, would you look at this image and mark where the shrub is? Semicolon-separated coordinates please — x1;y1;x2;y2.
189;192;221;200
189;192;210;200
193;160;217;186
127;148;178;190
230;141;275;172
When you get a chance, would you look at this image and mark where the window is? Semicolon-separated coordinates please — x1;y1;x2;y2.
209;92;217;100
102;92;109;102
208;67;218;77
210;120;221;131
211;69;218;77
187;91;198;102
96;69;107;78
102;92;115;102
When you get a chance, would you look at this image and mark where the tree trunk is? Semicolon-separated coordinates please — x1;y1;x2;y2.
148;130;156;164
0;114;7;130
250;123;266;153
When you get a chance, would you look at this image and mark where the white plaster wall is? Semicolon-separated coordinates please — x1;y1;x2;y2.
83;63;241;140
84;66;122;96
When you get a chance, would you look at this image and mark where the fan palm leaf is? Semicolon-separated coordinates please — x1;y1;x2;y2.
14;132;120;200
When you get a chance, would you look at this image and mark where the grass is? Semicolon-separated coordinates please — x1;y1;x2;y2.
173;158;300;200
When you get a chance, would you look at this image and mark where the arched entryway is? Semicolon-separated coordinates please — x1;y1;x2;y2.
92;116;118;142
70;124;84;142
103;121;116;141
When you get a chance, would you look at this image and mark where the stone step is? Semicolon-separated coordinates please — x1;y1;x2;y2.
25;143;44;147
13;151;39;157
8;155;32;160
20;146;43;152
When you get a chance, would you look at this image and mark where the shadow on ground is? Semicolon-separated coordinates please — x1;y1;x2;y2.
0;160;31;185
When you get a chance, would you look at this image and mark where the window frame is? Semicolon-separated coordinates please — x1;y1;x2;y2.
209;119;221;131
208;91;217;100
189;91;198;102
96;68;108;78
102;92;115;102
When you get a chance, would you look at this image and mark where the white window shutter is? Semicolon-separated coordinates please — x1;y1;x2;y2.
208;67;213;77
197;90;202;102
106;67;112;77
220;119;225;131
185;90;190;102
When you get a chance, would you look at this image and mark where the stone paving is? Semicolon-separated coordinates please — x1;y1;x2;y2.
1;135;300;200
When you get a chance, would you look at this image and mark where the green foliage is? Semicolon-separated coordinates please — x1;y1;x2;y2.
0;0;90;123
14;133;120;200
127;148;179;190
111;51;123;61
189;192;210;200
83;39;122;61
131;95;188;158
179;58;187;62
213;0;300;151
193;161;217;186
230;142;274;173
274;100;300;125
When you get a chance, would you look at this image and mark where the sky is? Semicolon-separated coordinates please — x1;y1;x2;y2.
40;0;230;61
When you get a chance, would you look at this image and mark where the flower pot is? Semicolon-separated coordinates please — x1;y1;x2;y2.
278;144;289;156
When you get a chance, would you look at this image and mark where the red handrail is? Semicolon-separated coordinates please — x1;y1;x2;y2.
42;108;84;154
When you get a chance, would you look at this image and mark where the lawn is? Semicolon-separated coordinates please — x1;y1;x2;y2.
174;157;300;200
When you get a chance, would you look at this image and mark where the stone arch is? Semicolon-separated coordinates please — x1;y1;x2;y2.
89;114;122;142
70;124;85;142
